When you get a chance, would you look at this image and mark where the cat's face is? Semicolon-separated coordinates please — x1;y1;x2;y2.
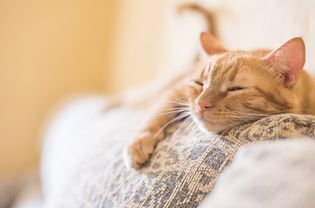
188;33;305;133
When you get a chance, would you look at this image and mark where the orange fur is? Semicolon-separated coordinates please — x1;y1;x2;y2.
124;33;315;170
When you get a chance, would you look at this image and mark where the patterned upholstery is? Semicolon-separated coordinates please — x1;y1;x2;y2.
42;98;315;208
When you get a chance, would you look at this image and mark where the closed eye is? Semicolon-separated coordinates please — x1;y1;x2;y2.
226;86;245;92
194;81;203;86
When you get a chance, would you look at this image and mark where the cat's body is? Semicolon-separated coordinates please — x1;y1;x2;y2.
117;33;315;170
103;3;315;169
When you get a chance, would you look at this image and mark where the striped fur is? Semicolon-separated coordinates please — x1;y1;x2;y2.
125;36;315;170
188;48;315;132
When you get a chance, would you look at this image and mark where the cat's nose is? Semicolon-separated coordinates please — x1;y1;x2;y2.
198;102;207;113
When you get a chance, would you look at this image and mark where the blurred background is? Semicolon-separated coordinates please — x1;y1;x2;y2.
0;0;315;178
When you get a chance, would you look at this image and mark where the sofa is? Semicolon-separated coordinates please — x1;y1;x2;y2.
37;97;315;207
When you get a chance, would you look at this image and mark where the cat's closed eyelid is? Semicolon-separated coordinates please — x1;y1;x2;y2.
226;86;246;93
194;80;203;86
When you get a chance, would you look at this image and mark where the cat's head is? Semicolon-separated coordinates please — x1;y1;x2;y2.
188;32;305;133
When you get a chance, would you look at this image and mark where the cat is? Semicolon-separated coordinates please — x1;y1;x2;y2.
124;32;315;170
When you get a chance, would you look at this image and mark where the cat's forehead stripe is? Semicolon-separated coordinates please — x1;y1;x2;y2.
203;52;252;88
213;53;250;81
207;55;220;74
204;55;219;87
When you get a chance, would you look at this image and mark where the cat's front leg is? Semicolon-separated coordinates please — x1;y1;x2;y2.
125;100;178;170
125;129;164;170
124;86;187;170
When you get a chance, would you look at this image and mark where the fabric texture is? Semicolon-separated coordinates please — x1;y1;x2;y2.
41;97;315;208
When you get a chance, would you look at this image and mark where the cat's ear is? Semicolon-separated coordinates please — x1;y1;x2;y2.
200;32;227;55
262;37;305;87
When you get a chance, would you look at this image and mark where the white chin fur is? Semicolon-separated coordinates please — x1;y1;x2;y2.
192;115;212;133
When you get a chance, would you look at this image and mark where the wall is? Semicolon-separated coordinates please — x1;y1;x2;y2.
109;0;167;92
109;0;208;92
1;0;314;176
0;0;118;176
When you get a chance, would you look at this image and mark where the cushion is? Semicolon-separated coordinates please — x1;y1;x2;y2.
41;97;315;207
200;139;315;208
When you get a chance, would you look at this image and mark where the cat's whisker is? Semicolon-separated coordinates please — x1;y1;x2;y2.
158;111;188;117
153;113;192;139
173;98;188;102
161;107;189;113
181;116;194;130
168;98;189;105
160;105;189;111
159;107;190;116
166;101;189;106
171;111;195;135
174;117;193;136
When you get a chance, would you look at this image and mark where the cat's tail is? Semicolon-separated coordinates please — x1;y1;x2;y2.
177;3;218;38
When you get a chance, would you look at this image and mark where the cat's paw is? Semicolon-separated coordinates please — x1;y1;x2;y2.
125;131;156;170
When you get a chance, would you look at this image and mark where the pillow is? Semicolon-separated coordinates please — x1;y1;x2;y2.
41;98;315;207
200;139;315;208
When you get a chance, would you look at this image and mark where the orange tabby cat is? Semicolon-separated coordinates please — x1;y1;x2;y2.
125;32;315;170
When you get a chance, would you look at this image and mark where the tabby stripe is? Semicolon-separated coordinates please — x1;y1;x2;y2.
254;87;291;111
242;103;271;114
